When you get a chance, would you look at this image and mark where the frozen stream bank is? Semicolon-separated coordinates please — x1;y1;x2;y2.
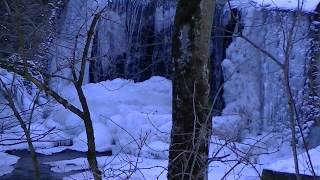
1;150;111;180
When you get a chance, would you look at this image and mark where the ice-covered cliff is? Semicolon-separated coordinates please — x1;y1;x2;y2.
90;0;176;82
48;0;176;88
48;0;319;139
221;8;313;135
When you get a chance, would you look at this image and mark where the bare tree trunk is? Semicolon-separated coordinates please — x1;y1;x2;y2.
76;85;102;180
0;80;41;180
0;7;106;180
71;10;105;180
168;0;215;179
283;67;300;178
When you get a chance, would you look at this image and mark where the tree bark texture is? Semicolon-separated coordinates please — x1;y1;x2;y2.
168;0;215;179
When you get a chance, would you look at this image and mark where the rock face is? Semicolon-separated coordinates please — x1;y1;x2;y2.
50;0;319;138
222;7;314;135
49;0;226;112
89;0;176;82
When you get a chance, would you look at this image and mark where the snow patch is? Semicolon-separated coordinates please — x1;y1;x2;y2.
267;145;320;176
0;152;19;176
47;76;172;157
231;0;319;11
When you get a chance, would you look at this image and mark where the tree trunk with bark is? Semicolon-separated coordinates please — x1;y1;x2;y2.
168;0;215;179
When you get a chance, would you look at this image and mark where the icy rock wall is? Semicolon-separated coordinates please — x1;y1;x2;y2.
221;7;315;135
49;0;318;137
47;0;108;90
310;5;320;97
90;0;176;82
0;68;43;133
48;0;176;87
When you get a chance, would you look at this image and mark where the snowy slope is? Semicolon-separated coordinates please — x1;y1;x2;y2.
267;145;320;175
47;76;172;157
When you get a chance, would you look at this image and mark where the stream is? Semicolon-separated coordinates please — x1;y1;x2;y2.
1;149;112;180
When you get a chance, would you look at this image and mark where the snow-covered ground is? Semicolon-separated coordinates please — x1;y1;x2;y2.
46;76;172;156
0;152;19;176
232;0;319;11
0;0;319;178
267;146;320;176
45;151;260;180
45;144;320;180
43;76;320;179
0;76;320;179
1;1;319;178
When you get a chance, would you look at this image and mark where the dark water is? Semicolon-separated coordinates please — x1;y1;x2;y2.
0;149;111;180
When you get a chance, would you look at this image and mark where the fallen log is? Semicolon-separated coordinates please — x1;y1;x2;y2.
261;169;320;180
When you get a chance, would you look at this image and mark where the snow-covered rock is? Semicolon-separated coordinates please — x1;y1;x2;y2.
47;76;172;157
213;115;245;141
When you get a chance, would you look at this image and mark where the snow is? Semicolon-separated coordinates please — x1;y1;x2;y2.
39;77;277;179
0;152;19;176
253;0;319;11
213;115;245;140
267;146;320;175
0;68;37;123
45;150;260;180
0;69;62;152
47;76;172;156
44;137;281;180
48;0;110;89
221;4;312;136
0;0;319;179
1;74;320;179
231;0;319;11
46;153;168;180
